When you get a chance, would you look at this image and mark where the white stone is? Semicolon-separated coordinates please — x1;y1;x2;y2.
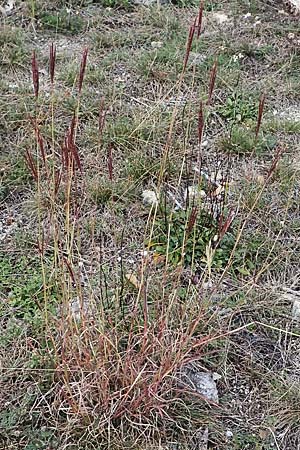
226;430;233;439
292;299;300;321
184;186;206;203
179;367;220;403
151;41;163;49
212;12;231;24
142;190;158;207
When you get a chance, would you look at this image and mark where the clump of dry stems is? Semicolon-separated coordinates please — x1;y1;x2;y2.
23;4;281;445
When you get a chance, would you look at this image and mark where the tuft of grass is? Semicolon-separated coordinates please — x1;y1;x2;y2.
150;206;229;268
96;0;133;10
37;9;86;34
59;60;106;87
236;42;274;62
171;0;198;7
2;4;300;449
136;39;185;80
0;255;55;320
219;126;276;155
0;27;28;67
263;118;300;134
89;177;135;206
0;156;32;201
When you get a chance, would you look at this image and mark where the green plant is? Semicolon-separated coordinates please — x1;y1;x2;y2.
60;61;106;87
136;36;186;79
232;232;273;276
103;116;155;150
0;27;28;67
218;92;257;124
238;43;273;61
232;432;267;449
38;9;85;34
0;256;55;319
91;0;133;9
263;119;300;134
171;0;198;7
271;159;298;194
220;126;276;155
204;0;220;11
123;153;161;181
149;207;229;268
144;8;181;35
0;157;32;201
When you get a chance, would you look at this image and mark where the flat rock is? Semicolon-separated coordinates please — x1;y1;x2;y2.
178;365;220;403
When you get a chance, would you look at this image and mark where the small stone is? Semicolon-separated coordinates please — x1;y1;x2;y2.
292;299;300;321
142;190;159;207
179;367;220;403
190;52;207;66
151;41;163;49
212;12;231;24
184;186;206;203
203;281;213;290
226;430;233;439
256;174;265;185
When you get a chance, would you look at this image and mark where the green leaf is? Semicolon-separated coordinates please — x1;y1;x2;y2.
237;267;251;276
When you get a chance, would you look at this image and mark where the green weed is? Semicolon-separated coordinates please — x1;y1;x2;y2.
0;157;32;201
149;207;229;268
136;35;187;79
95;0;133;9
0;27;28;67
218;92;257;124
0;256;55;319
38;9;85;34
238;42;273;61
220;126;276;155
263;118;300;134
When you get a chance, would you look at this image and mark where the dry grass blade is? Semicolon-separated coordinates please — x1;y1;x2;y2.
49;43;56;85
207;59;217;105
98;97;107;135
24;148;38;181
78;48;88;94
66;115;83;173
255;92;266;140
31;50;39;99
183;19;196;71
196;0;204;38
266;146;284;181
198;100;204;146
107;143;114;181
